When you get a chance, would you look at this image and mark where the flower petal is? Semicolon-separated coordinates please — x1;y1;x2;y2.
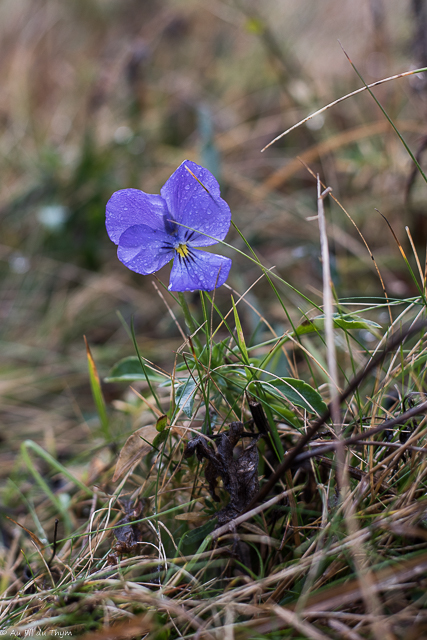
168;250;232;292
106;189;168;244
117;224;173;275
160;161;231;247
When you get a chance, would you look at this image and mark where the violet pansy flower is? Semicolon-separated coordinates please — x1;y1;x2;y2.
106;160;232;292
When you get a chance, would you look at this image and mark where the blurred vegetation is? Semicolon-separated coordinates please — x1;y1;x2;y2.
2;0;425;412
2;0;427;636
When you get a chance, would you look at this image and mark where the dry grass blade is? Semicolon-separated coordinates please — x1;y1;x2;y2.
296;552;427;612
79;613;154;640
272;606;331;640
293;400;427;465
261;66;427;150
112;424;159;482
5;517;44;551
315;178;388;640
377;210;408;262
406;226;425;288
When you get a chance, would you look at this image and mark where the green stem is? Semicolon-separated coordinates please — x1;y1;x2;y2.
178;292;203;352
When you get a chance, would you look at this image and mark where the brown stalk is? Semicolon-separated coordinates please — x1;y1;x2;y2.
313;179;387;637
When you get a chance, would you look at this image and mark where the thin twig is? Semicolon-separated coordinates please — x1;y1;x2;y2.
309;439;427;454
292;401;427;466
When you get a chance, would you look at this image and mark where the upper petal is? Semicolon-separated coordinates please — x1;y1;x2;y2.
106;189;168;244
117;224;174;275
168;250;232;292
160;161;231;247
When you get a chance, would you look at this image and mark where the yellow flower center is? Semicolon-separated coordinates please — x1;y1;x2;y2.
176;243;189;258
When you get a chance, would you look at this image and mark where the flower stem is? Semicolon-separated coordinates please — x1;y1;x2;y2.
177;292;202;352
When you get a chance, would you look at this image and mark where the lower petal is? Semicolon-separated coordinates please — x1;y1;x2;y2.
168;250;232;292
117;224;173;275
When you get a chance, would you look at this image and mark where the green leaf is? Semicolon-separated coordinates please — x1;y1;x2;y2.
156;414;168;432
176;378;197;418
231;295;249;364
105;356;146;382
266;403;302;429
262;378;327;415
105;356;164;383
296;314;381;337
152;428;170;450
181;518;217;547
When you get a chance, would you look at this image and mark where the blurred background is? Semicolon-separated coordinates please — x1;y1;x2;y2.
1;0;427;482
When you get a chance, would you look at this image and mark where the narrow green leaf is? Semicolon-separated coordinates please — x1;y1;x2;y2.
105;355;165;384
231;295;250;364
152;428;170;450
185;533;214;573
105;355;146;382
84;336;109;440
261;314;381;372
263;378;328;415
130;318;164;414
181;519;217;547
20;440;93;534
296;314;381;337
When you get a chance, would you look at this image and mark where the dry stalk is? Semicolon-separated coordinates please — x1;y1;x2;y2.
315;175;390;640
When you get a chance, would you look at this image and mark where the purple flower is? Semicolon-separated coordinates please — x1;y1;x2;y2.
106;160;232;292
